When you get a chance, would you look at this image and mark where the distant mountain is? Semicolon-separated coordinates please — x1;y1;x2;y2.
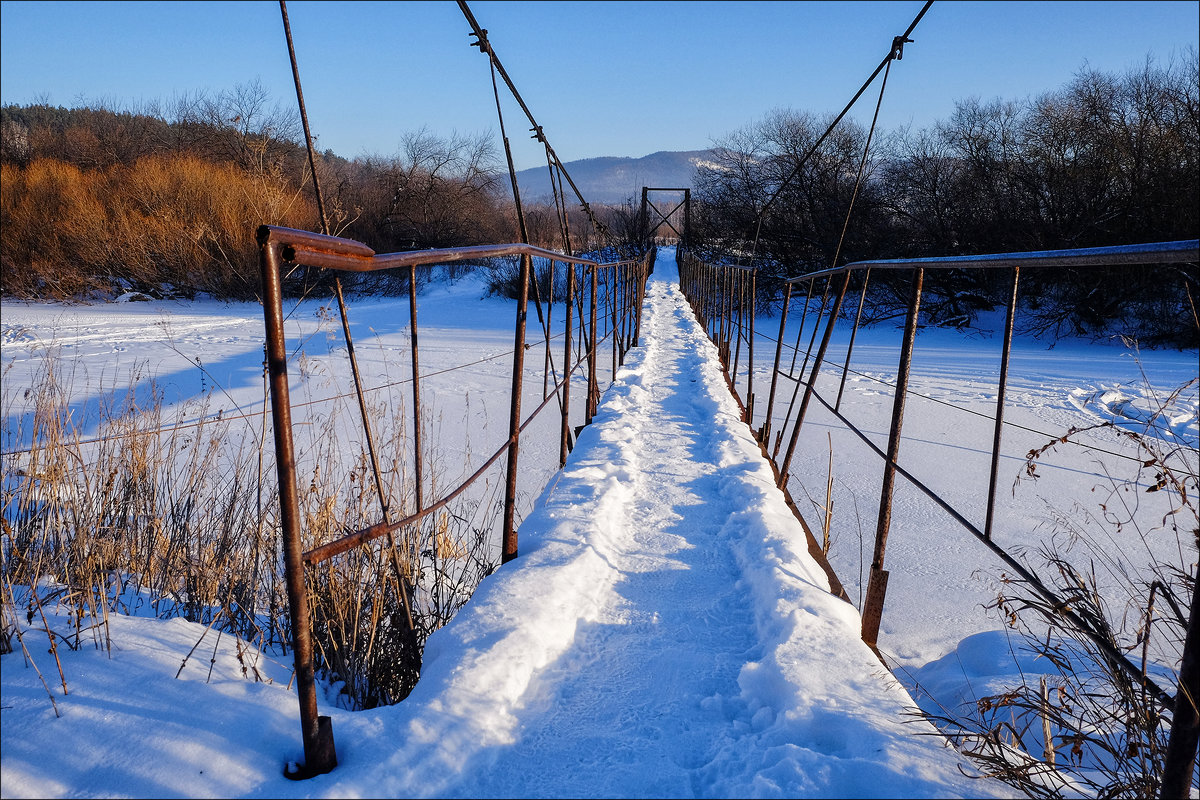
513;149;717;206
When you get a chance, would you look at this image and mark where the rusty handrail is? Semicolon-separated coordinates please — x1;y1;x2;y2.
788;239;1200;282
259;225;632;273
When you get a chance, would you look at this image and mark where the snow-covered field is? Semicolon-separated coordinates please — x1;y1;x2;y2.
1;249;1196;797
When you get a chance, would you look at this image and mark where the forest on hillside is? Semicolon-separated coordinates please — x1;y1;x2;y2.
1;55;1197;344
0;81;643;301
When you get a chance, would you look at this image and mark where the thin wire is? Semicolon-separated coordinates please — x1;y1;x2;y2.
742;324;1165;465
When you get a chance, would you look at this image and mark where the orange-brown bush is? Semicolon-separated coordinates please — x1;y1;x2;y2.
1;155;316;300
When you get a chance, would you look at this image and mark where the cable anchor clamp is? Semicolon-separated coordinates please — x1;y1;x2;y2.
469;28;490;54
892;35;914;60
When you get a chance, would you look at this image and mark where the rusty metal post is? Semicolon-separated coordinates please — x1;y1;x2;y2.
835;268;871;412
633;257;645;347
683;188;691;251
560;262;574;467
502;253;531;564
625;263;632;352
1161;574;1200;799
983;266;1019;541
798;278;831;380
788;279;815;375
258;230;336;776
778;271;853;485
762;281;791;445
610;269;618;376
587;265;598;422
640;186;649;242
747;269;756;425
721;266;731;366
408;264;424;511
861;267;924;648
729;271;739;386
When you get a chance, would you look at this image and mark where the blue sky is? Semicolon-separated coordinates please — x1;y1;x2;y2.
1;1;1197;171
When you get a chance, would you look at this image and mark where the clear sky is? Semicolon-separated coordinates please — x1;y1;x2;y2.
1;1;1197;171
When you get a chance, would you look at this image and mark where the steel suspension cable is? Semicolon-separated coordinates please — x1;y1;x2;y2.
279;0;416;632
743;0;932;268
458;0;610;240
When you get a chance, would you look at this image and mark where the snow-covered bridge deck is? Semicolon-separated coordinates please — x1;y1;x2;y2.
313;260;1003;798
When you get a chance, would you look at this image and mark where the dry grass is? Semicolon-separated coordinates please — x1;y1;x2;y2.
1;346;500;710
916;379;1199;797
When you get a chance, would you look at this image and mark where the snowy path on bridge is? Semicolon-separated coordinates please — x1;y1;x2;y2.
315;262;1002;798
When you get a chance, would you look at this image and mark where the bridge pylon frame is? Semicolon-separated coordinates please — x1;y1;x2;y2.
640;187;690;251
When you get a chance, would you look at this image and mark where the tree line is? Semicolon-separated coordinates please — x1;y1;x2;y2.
692;54;1199;346
0;81;642;301
2;57;1196;344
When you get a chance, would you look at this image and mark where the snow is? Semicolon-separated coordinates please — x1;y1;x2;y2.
2;249;1196;797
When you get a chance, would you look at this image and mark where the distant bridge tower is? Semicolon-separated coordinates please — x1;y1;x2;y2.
640;187;690;252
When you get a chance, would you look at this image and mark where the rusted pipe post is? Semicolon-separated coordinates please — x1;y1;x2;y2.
636;260;644;340
560;261;574;467
788;279;815;375
720;266;730;366
835;268;871;412
747;269;756;425
1161;573;1200;799
258;230;336;776
798;278;831;380
983;266;1019;541
624;263;632;357
502;253;532;564
587;265;598;422
610;269;618;375
408;264;425;511
762;281;791;445
732;270;744;388
861;267;924;648
778;271;853;485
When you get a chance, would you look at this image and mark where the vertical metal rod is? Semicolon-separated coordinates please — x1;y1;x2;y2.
786;279;814;375
721;267;731;365
587;266;598;422
560;261;575;467
633;257;645;347
762;282;792;444
610;269;618;376
747;269;756;425
836;268;872;412
983;266;1019;541
502;254;531;564
704;265;712;339
260;236;333;776
408;264;424;511
861;267;924;648
683;188;691;250
701;263;709;332
1161;575;1200;800
624;262;633;362
798;278;832;379
779;270;854;485
542;266;552;399
729;271;739;388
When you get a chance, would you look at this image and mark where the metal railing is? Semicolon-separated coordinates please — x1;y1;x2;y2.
259;224;652;775
679;239;1199;794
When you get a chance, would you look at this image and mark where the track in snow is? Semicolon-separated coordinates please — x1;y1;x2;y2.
316;260;1003;798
